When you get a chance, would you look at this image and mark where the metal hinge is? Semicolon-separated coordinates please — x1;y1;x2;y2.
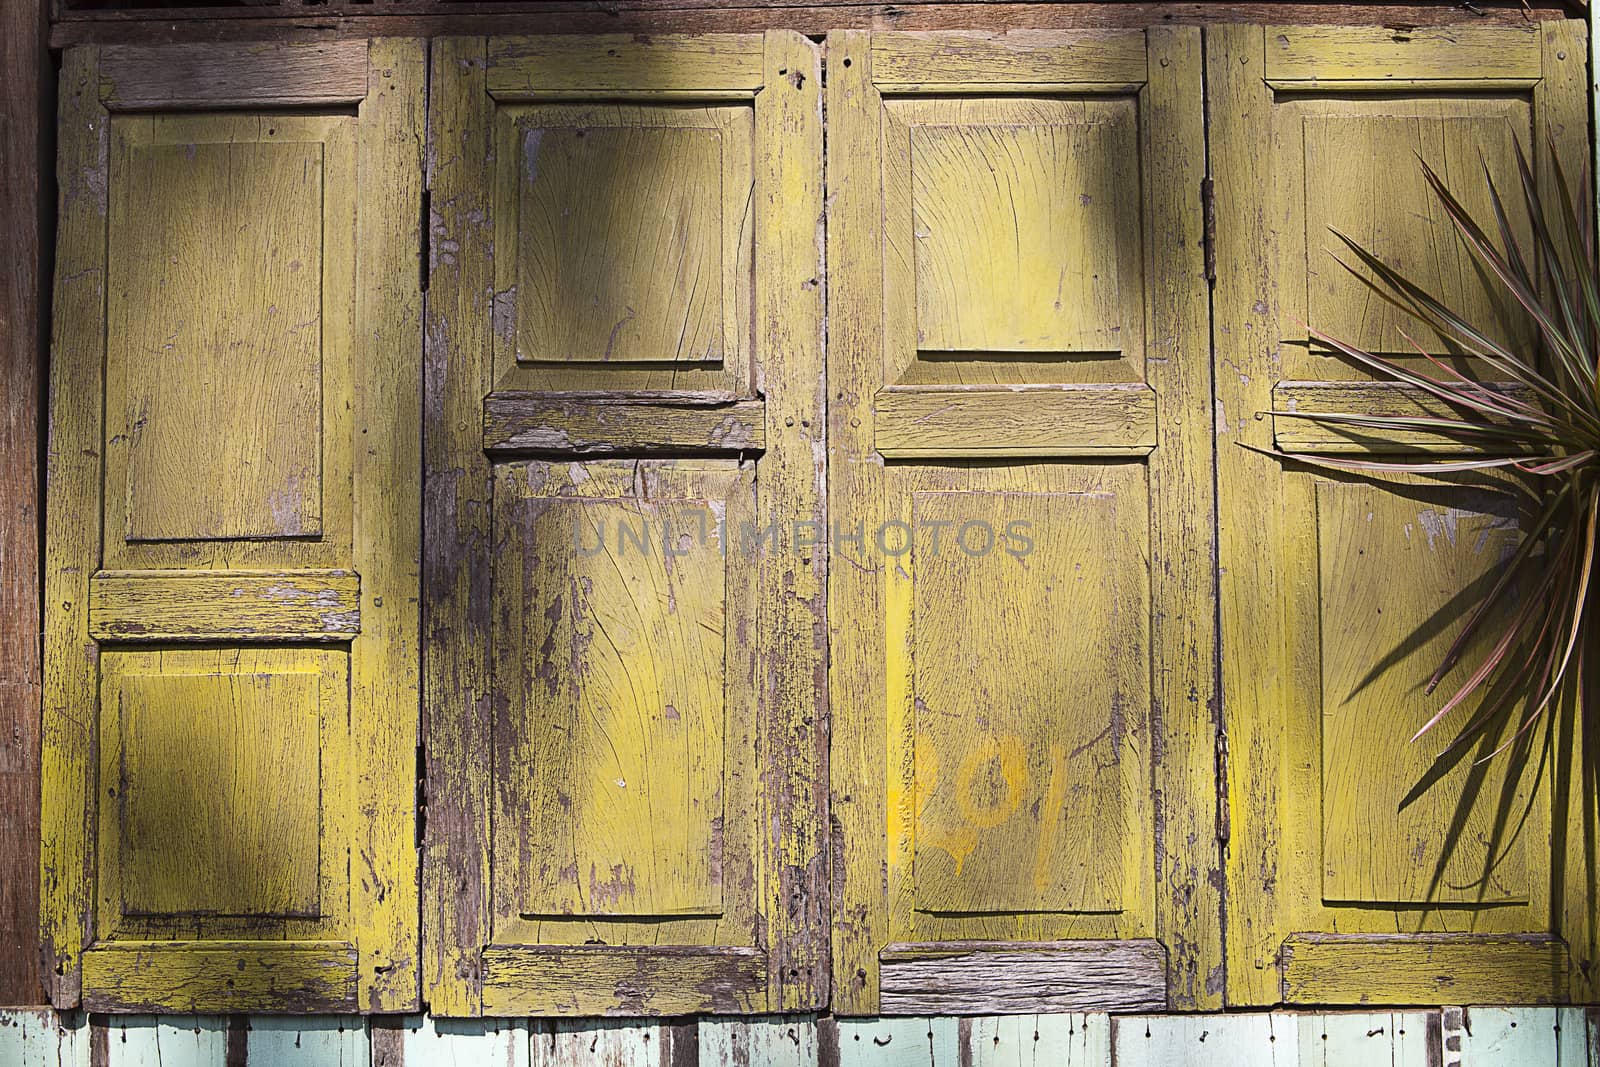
1214;727;1231;846
1201;176;1217;286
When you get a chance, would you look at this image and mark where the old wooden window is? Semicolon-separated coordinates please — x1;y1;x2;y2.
37;19;1597;1018
1211;22;1597;1007
826;28;1221;1014
41;40;424;1012
420;32;828;1016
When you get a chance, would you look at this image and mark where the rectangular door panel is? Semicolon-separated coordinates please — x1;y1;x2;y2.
423;32;825;1017
1210;21;1594;1007
828;28;1219;1015
42;40;423;1013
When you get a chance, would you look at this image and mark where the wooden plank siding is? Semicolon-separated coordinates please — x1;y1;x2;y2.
0;0;47;1011
4;1009;1600;1065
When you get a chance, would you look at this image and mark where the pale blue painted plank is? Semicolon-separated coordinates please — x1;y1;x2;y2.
246;1017;368;1067
1115;1013;1297;1067
531;1019;688;1067
397;1015;528;1067
0;1009;89;1067
961;1013;1110;1067
1463;1006;1562;1066
1296;1011;1433;1067
99;1016;228;1067
835;1017;960;1067
699;1016;819;1067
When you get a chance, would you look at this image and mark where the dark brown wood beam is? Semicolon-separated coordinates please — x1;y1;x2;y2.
52;2;1574;48
0;0;48;1010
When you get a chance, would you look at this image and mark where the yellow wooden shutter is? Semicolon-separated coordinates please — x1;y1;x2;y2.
1211;21;1595;1006
827;29;1220;1014
422;32;827;1016
41;40;423;1013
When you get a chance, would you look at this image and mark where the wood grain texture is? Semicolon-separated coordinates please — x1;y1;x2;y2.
99;41;368;108
115;667;322;917
348;36;426;1014
425;31;822;1017
874;386;1156;457
871;30;1145;85
88;572;360;641
49;2;1576;50
909;121;1128;352
43;40;421;1013
1316;482;1530;907
753;29;829;1014
1210;19;1592;1009
421;34;496;1019
488;33;765;94
1264;24;1542;81
80;942;358;1013
0;0;45;1009
1281;934;1570;1005
907;479;1146;916
1139;26;1225;1011
879;941;1166;1015
483;396;766;456
514;126;724;364
830;28;1216;1015
1273;382;1534;454
824;30;887;1017
480;946;764;1016
41;45;109;1010
491;473;730;920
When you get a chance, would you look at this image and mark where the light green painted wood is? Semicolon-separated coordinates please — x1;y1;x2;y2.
1459;1007;1590;1066
100;1016;228;1067
700;1017;820;1067
0;1010;88;1067
1115;1014;1296;1067
395;1016;528;1067
835;1018;960;1067
247;1018;369;1067
1297;1012;1432;1067
961;1014;1110;1066
2;1009;1596;1065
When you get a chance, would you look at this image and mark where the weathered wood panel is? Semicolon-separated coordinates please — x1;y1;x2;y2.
80;943;358;1014
99;41;368;108
89;572;361;641
879;942;1166;1015
873;386;1156;458
1272;382;1534;455
480;947;765;1016
0;0;45;1010
483;396;765;456
1282;935;1570;1005
42;38;424;1014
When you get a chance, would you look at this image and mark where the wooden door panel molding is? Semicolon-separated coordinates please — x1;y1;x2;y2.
482;396;767;456
1210;20;1595;1007
878;939;1167;1015
423;31;825;1018
1271;382;1536;455
827;28;1220;1015
42;39;423;1013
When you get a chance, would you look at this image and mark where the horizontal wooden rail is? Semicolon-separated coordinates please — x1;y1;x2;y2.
879;939;1167;1014
483;394;766;456
89;570;360;641
875;384;1157;458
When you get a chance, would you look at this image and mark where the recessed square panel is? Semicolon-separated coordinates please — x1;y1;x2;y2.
912;123;1124;353
910;485;1145;914
111;139;325;542
1316;481;1530;905
117;667;322;917
492;467;730;919
1303;115;1528;357
515;125;724;364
